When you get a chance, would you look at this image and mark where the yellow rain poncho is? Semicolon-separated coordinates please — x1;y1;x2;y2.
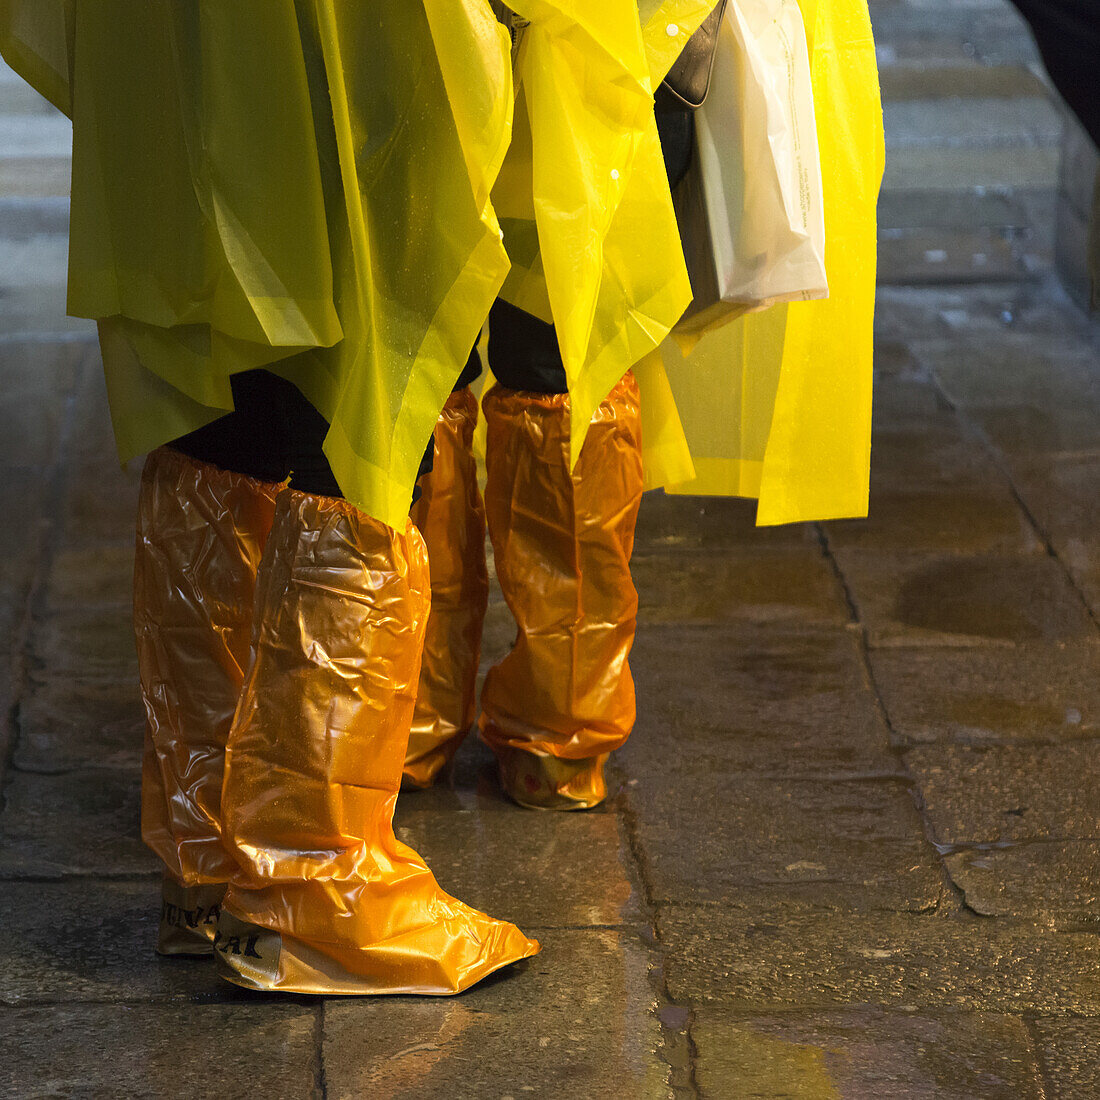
0;0;882;527
1;0;708;528
656;0;885;522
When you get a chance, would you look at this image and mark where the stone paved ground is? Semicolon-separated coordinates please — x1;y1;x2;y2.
1;2;1098;1097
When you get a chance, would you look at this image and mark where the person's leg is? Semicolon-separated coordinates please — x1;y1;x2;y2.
479;303;644;810
402;103;692;800
404;350;490;788
136;372;287;955
214;448;538;993
170;371;535;992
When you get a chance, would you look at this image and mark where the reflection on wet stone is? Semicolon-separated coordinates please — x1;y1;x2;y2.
693;1007;1044;1099
323;930;666;1099
870;645;1100;746
835;551;1096;646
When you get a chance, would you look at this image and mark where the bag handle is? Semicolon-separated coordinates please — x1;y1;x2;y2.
660;0;729;110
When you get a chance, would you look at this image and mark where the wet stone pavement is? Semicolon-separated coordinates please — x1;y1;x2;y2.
1;1;1099;1097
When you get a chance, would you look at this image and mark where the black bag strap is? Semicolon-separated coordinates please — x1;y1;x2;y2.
660;0;729;110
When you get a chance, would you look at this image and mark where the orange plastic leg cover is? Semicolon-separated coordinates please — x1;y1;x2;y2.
405;388;489;788
479;374;644;810
216;490;538;994
134;448;279;953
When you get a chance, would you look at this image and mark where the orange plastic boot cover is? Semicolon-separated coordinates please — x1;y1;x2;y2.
404;388;489;789
216;490;538;994
134;447;280;953
479;373;644;810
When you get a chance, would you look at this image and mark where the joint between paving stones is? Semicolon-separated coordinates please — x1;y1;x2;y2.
312;1000;328;1100
816;525;963;916
1020;1015;1054;1100
925;359;1100;633
612;783;703;1098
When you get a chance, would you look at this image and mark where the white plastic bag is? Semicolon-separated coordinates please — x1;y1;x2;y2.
676;0;827;335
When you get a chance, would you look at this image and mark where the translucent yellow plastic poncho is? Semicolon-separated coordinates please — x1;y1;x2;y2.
653;0;885;523
1;0;881;528
0;0;712;530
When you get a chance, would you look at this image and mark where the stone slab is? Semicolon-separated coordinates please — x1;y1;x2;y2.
874;284;1092;346
692;1006;1043;1099
879;62;1048;103
0;72;64;115
658;903;1100;1013
1056;198;1096;314
965;402;1100;461
927;333;1100;412
44;543;134;610
635;492;816;554
625;625;896;774
0;109;71;158
0;1003;317;1099
832;550;1097;647
870;9;1035;68
0;291;92;339
632;547;850;626
0;768;154;878
1010;453;1100;619
0;466;48;584
906;743;1100;845
0;880;229;1004
620;624;939;910
0;336;85;397
1034;1018;1100;1100
622;771;940;912
944;842;1100;926
29;606;138;682
823;484;1039;556
870;375;961;434
879;228;1025;285
323;929;667;1100
884;97;1062;152
57;360;144;546
867;421;1007;497
869;644;1100;746
0;156;72;198
392;809;644;929
878;188;1039;234
872;339;923;378
0;388;67;468
883;147;1061;193
13;673;144;773
61;461;143;547
0;195;70;240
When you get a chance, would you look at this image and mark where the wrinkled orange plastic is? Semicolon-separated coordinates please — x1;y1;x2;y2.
217;490;538;994
134;447;280;897
405;388;489;789
479;374;644;810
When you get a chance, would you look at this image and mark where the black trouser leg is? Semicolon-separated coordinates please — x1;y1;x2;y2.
171;370;433;503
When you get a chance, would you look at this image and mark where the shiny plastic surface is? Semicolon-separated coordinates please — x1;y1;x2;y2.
661;0;885;524
1;0;707;530
218;490;538;994
479;374;643;810
134;447;279;889
405;388;489;789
